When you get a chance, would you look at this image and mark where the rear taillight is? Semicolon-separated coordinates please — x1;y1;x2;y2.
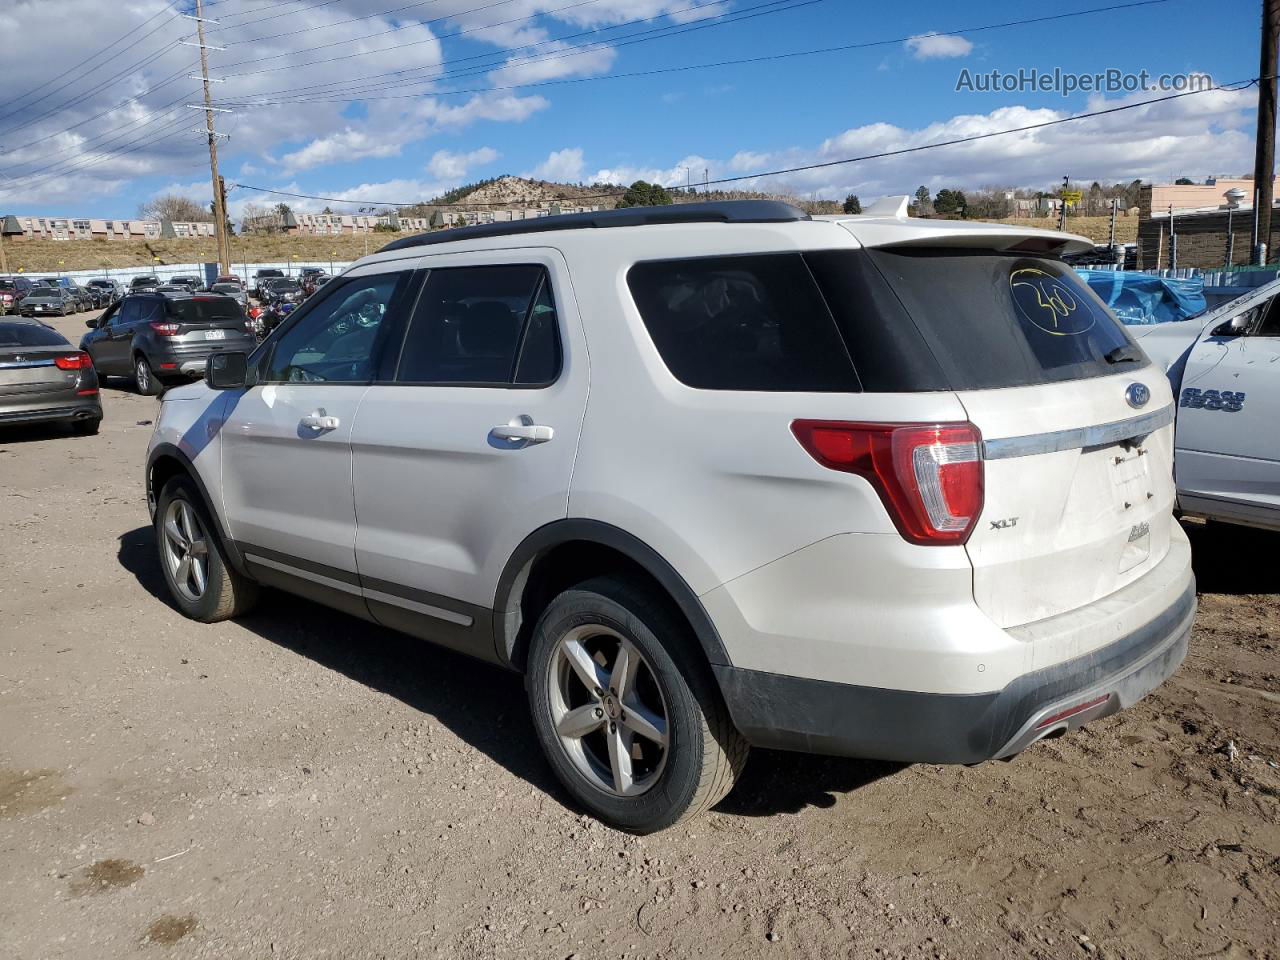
790;420;984;545
149;321;180;335
54;352;93;371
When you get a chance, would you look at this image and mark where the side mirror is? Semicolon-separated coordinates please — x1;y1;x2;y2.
85;317;98;329
206;351;249;390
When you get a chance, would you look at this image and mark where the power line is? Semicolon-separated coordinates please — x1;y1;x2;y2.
212;0;808;101
228;78;1258;209
0;4;178;122
217;0;1172;108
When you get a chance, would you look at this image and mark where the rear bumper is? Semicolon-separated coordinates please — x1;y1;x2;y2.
0;400;102;425
149;340;255;377
715;578;1194;765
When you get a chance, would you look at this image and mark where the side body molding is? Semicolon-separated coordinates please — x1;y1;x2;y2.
492;519;733;672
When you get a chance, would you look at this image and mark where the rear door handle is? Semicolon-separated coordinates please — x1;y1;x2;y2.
490;421;554;444
300;411;340;431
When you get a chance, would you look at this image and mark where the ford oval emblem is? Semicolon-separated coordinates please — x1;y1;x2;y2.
1125;382;1150;409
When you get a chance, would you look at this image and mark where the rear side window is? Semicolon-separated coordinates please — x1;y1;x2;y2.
166;298;243;322
864;249;1144;389
396;264;560;385
626;254;859;391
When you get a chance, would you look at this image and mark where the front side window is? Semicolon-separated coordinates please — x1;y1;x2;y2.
262;273;410;383
395;264;559;385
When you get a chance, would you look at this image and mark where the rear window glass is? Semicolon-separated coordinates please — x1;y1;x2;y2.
0;323;69;347
864;249;1145;389
165;298;242;322
626;254;859;392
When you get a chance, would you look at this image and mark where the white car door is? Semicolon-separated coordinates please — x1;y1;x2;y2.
350;250;588;659
1175;294;1280;530
220;267;418;602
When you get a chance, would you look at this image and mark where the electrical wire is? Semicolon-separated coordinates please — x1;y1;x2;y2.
0;4;179;123
227;78;1259;208
217;0;1171;107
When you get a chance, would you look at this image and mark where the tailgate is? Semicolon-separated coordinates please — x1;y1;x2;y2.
165;296;251;342
960;367;1176;628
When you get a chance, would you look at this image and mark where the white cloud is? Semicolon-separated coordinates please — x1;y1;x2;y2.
729;151;770;172
426;146;499;179
905;33;974;60
527;147;585;182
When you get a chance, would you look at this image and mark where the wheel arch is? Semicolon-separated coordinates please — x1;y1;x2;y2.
146;443;247;575
493;519;732;674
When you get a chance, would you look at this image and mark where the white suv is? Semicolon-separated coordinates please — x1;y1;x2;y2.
145;200;1195;833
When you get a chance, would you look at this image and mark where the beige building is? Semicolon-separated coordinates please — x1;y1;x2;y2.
1141;178;1275;217
1;215;215;242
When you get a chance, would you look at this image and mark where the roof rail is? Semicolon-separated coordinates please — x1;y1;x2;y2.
379;200;810;251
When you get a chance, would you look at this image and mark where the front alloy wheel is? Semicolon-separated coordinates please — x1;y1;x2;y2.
548;625;670;797
161;498;209;603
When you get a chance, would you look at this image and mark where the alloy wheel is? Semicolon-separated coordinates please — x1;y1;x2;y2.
135;359;150;393
547;624;670;797
161;499;209;603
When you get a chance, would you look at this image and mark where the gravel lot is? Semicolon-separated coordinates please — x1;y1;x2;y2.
2;312;1278;960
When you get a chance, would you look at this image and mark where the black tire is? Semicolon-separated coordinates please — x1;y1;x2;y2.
154;476;259;622
525;576;748;833
134;354;160;395
72;418;100;435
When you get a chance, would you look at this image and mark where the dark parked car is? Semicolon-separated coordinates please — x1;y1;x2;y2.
130;276;160;292
85;278;123;306
0;319;101;434
4;277;54;314
168;275;204;292
252;268;284;300
40;278;90;311
300;269;328;297
19;285;77;318
261;277;302;305
210;281;250;313
80;292;256;395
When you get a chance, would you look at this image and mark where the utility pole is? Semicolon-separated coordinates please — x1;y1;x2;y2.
1108;198;1119;266
186;0;230;276
1254;0;1279;264
1058;175;1069;232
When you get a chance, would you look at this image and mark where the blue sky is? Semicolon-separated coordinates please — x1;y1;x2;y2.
0;0;1260;219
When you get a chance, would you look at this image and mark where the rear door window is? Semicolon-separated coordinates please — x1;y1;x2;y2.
626;254;859;391
395;264;559;385
862;248;1144;389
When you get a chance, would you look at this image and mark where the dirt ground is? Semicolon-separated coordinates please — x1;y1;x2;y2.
1;312;1276;960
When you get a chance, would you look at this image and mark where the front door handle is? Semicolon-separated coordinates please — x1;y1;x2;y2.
300;411;340;431
490;419;554;444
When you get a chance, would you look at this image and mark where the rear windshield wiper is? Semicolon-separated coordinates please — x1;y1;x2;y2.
1104;345;1141;364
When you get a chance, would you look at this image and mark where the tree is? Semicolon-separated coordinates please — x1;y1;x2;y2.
615;180;674;208
912;185;932;216
934;188;968;216
1174;177;1195;185
842;194;862;215
274;202;293;219
138;193;212;223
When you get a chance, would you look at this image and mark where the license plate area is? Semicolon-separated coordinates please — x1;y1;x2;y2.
202;329;226;340
1111;444;1153;572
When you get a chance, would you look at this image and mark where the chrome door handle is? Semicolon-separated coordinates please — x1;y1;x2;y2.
300;412;340;431
490;421;554;444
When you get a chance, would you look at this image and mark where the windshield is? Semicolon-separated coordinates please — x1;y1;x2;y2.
211;284;241;294
0;322;70;347
87;280;110;288
271;281;301;292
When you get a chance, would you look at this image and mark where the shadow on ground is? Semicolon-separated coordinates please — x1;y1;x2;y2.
118;524;905;822
1182;518;1280;595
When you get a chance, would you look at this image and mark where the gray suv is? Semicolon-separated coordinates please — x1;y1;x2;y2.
80;292;255;394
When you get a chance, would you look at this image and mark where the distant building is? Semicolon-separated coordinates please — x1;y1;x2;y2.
1;215;215;242
288;204;607;236
1140;178;1276;218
